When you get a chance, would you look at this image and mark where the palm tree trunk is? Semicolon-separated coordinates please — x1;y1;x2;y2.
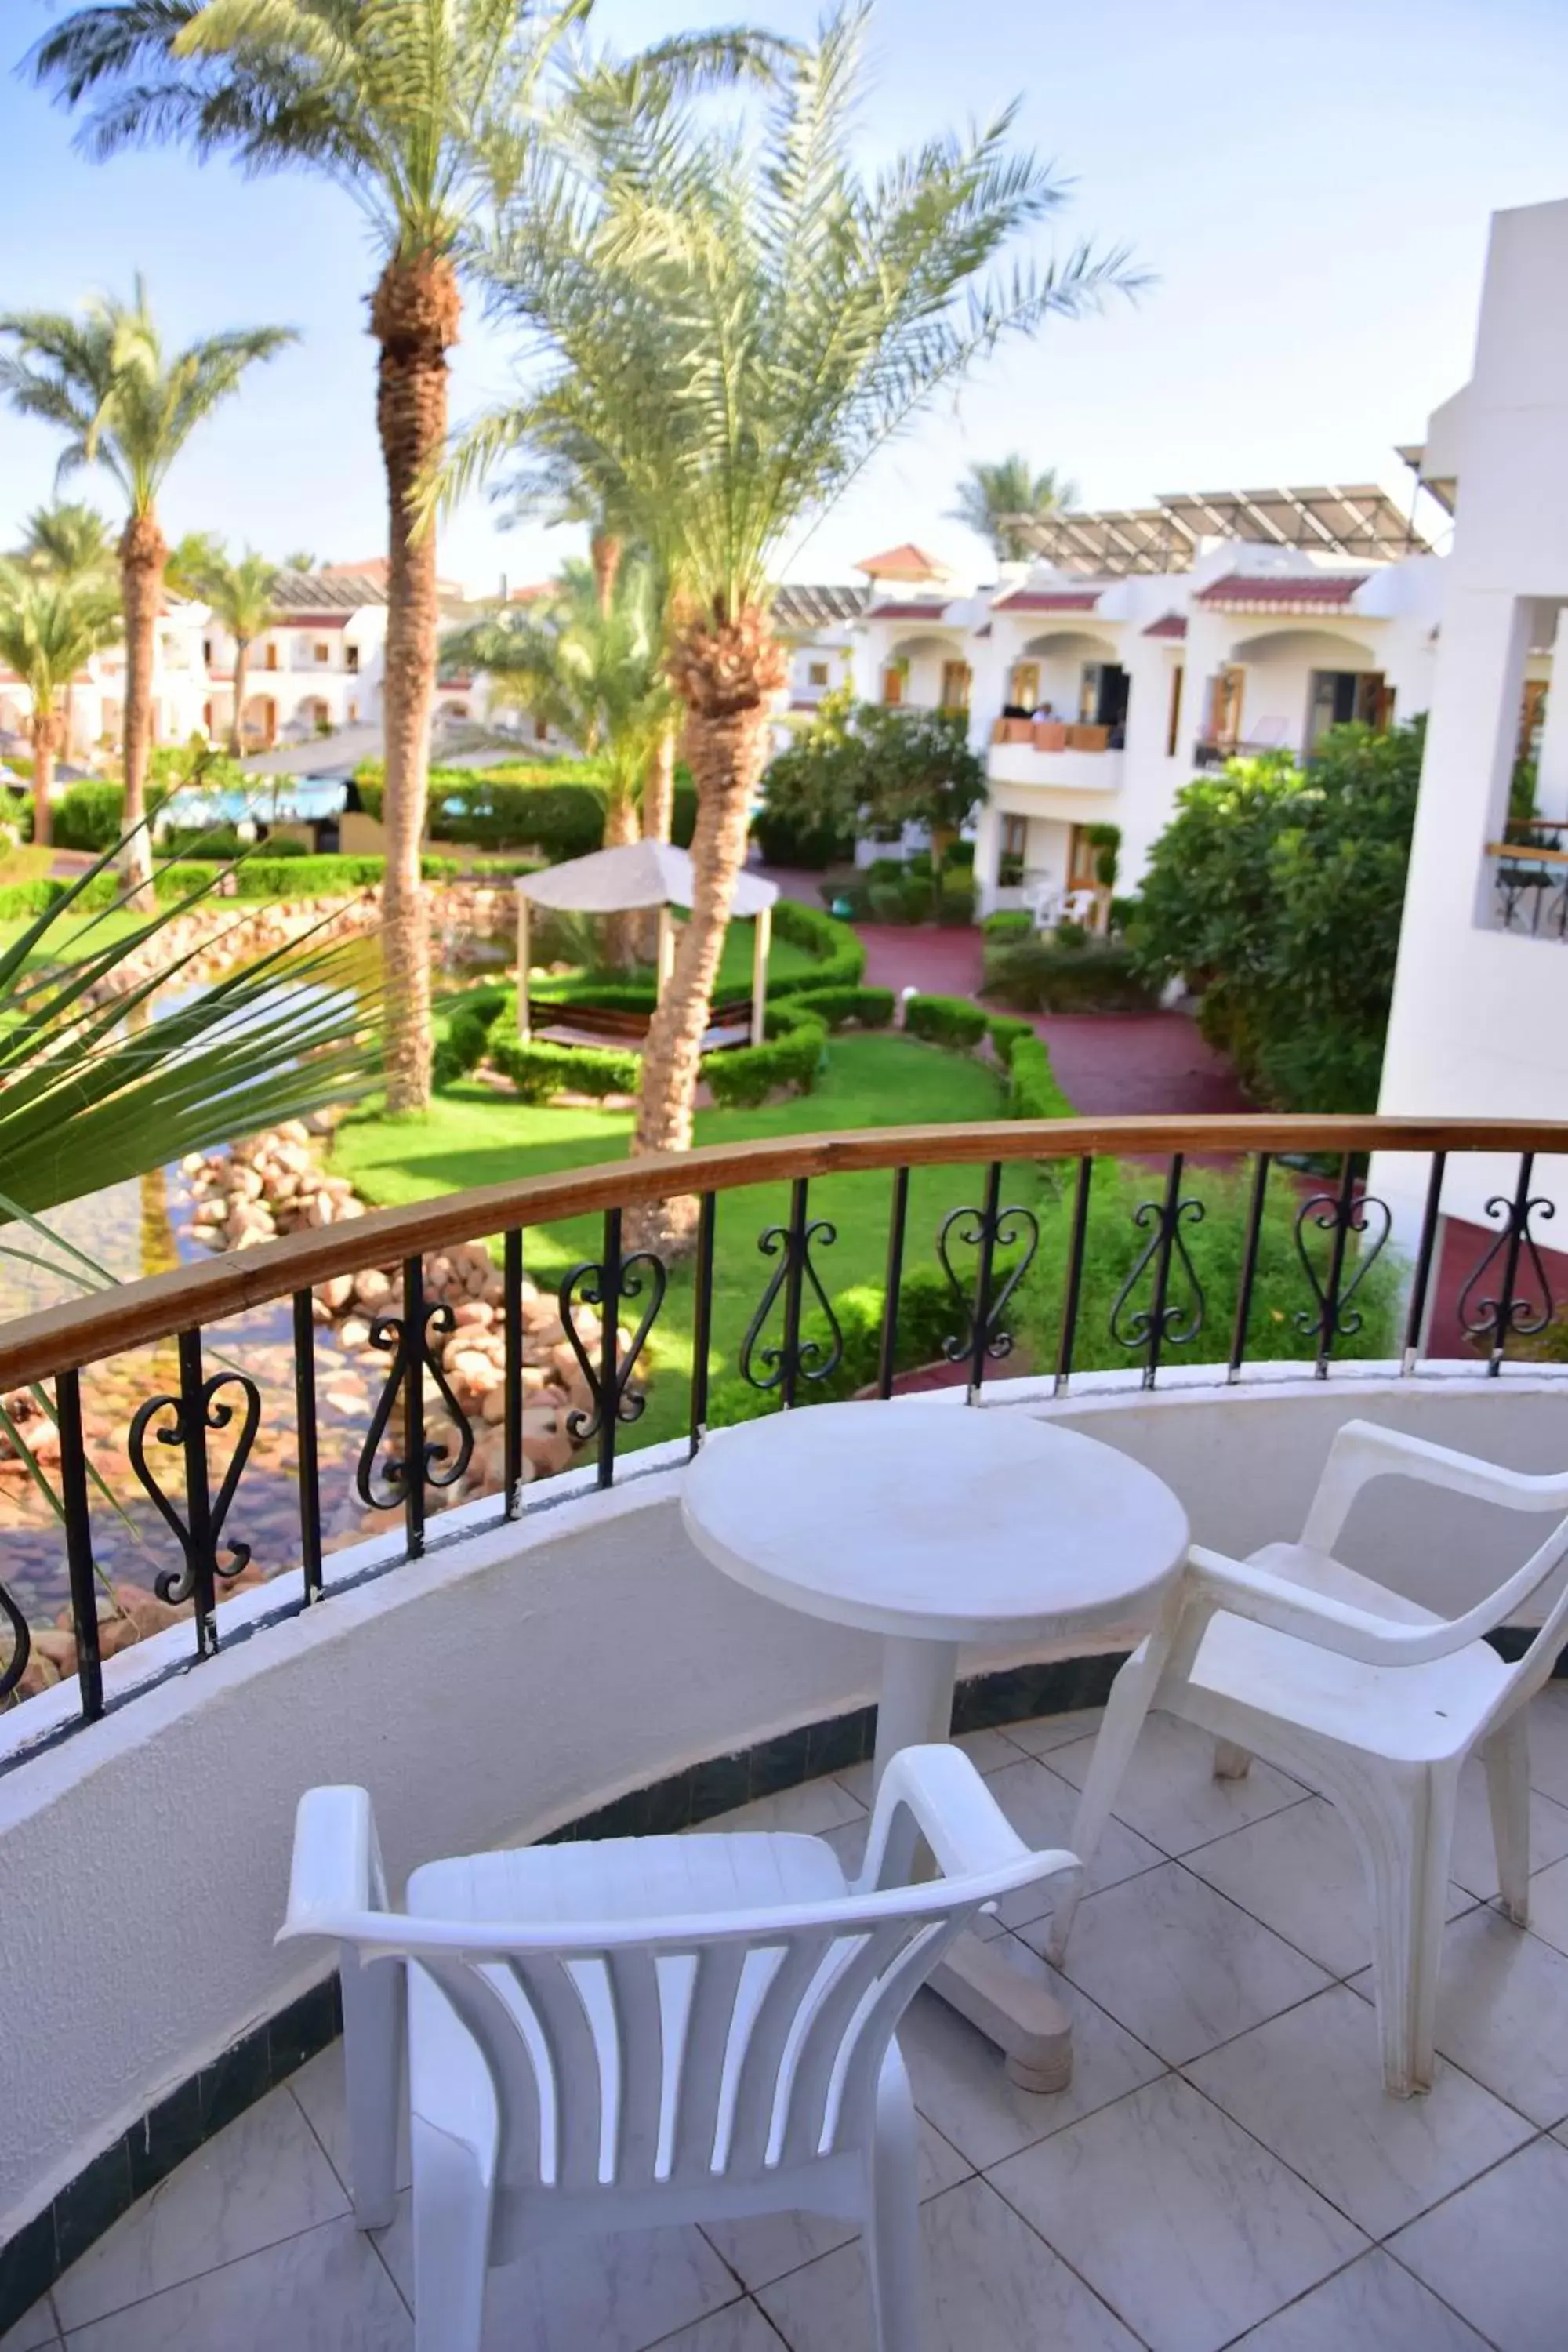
31;711;58;850
634;720;678;960
230;637;249;758
631;610;786;1248
590;530;624;616
602;782;640;970
119;512;165;910
370;251;461;1116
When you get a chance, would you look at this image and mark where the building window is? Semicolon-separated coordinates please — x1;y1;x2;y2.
882;666;903;706
263;643;278;671
347;701;359;724
998;812;1029;887
314;641;331;664
345;644;360;674
940;660;972;713
202;637;214;667
807;660;829;688
1009;662;1040;712
1166;665;1184;757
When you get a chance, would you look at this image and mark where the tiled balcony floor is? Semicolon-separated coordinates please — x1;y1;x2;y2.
21;1692;1568;2351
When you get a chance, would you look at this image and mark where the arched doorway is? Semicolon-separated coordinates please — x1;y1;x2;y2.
242;696;278;750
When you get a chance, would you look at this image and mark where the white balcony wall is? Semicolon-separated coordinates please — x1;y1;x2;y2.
5;1371;1568;2250
1377;196;1568;1247
988;742;1125;793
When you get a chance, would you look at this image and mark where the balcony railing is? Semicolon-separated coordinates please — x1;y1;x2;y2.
3;1114;1565;1755
1487;826;1568;937
991;718;1117;753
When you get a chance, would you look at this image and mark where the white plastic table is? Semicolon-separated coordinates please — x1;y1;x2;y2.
681;1398;1189;2089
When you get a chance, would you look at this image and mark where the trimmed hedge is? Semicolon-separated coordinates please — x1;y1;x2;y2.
359;765;699;861
704;1001;827;1109
0;877;68;920
982;908;1033;939
490;1033;641;1102
768;899;865;996
53;780;170;853
985;1013;1034;1061
903;993;987;1050
434;984;512;1090
784;985;894;1031
1007;1031;1075;1120
982;933;1153;1013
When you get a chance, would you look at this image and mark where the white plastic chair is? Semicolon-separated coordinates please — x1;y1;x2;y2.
281;1747;1079;2352
1047;1420;1568;2096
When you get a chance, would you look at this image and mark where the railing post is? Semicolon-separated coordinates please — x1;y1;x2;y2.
401;1254;426;1559
689;1194;717;1454
56;1368;103;1722
1402;1151;1447;1374
1054;1157;1093;1398
292;1290;324;1602
1229;1154;1272;1384
781;1177;810;1412
177;1329;220;1657
967;1162;1004;1403
877;1167;910;1401
503;1228;524;1515
597;1208;624;1490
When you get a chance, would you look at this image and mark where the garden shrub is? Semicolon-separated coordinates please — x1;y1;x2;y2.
703;1001;827;1109
818;871;872;920
358;761;698;861
986;1013;1034;1060
768;900;866;995
53;779;170;852
868;880;908;923
0;877;68;919
784;985;895;1030
982;908;1033;939
983;933;1153;1013
937;876;976;927
1132;720;1425;1111
491;1033;641;1102
434;984;511;1089
158;826;312;861
1006;1031;1075;1121
903;993;987;1050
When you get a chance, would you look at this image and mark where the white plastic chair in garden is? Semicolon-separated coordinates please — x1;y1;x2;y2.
1046;1419;1568;2096
281;1747;1079;2352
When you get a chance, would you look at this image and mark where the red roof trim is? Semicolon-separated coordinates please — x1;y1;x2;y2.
1143;612;1188;638
991;588;1101;612
273;613;353;629
1195;572;1369;608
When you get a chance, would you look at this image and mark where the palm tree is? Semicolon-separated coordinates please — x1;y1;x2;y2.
450;5;1134;1225
0;572;122;845
17;501;117;590
947;455;1080;563
28;2;768;1112
16;503;119;760
0;282;294;906
281;550;317;572
174;539;279;754
444;555;673;962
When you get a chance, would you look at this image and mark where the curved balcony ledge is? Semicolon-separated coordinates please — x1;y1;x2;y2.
986;741;1124;792
5;1361;1568;2282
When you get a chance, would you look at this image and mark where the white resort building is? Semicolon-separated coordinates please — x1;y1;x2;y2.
845;503;1449;918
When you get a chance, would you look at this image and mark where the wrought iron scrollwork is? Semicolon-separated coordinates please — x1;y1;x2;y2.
739;1178;842;1405
1293;1160;1392;1370
938;1192;1040;1372
1109;1169;1207;1381
559;1229;667;1450
1457;1152;1555;1368
355;1283;474;1514
128;1336;260;1640
0;1577;31;1704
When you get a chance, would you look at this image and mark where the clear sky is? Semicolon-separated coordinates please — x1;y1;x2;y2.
2;0;1566;593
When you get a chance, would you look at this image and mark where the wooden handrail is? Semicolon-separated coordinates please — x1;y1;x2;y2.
2;1113;1566;1388
1487;840;1568;865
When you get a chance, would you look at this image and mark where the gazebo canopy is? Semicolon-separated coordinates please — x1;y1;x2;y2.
514;840;779;917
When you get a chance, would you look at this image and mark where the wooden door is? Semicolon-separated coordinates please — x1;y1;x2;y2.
1010;662;1040;710
1208;666;1244;747
940;660;971;712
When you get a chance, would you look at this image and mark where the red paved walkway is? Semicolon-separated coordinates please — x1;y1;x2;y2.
764;873;1255;1121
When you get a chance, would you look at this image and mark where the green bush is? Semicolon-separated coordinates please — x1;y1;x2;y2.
986;1012;1034;1060
491;1033;641;1102
819;871;872;920
1007;1031;1075;1120
752;800;854;869
983;934;1153;1013
768;899;865;996
703;1001;827;1109
434;984;511;1089
54;779;170;852
359;760;699;862
903;993;987;1049
158;826;314;861
982;908;1033;939
937;876;976;927
784;985;895;1030
868;880;908;923
1132;720;1425;1110
0;877;69;920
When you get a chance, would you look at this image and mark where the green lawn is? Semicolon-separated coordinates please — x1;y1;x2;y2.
332;1033;1034;1447
0;906;154;965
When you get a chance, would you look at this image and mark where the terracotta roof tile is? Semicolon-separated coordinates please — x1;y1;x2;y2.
1143;612;1188;638
991;587;1102;612
855;542;954;583
1195;572;1369;608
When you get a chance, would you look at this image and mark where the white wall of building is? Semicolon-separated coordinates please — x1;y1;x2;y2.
1375;197;1568;1250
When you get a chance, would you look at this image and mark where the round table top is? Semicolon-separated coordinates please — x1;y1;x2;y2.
681;1400;1189;1645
